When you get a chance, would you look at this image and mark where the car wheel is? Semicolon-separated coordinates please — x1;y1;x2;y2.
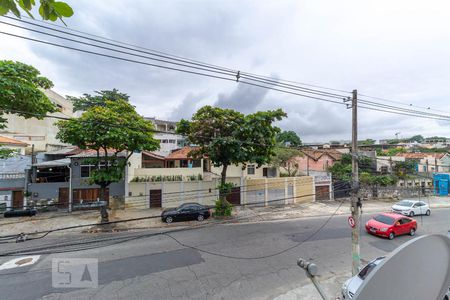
388;232;395;240
197;214;204;222
426;210;431;216
444;295;448;300
165;216;173;224
409;211;414;217
410;228;416;236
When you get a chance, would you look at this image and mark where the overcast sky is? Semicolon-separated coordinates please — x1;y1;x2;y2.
1;0;450;142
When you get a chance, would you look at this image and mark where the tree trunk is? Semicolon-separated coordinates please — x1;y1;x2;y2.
219;164;228;201
99;185;109;223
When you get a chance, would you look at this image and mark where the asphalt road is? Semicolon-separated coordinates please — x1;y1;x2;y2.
0;208;449;300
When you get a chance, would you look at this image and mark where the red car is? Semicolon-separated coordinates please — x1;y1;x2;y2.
365;212;417;240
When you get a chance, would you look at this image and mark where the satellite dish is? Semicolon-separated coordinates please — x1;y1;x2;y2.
355;234;450;300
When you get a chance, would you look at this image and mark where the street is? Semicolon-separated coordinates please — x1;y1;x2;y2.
1;207;449;300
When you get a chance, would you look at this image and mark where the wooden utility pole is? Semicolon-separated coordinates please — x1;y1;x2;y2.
351;89;361;275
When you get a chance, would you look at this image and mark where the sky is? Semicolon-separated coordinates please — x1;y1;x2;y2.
1;0;450;143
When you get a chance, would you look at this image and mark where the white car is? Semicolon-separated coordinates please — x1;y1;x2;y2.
341;257;385;299
391;200;431;217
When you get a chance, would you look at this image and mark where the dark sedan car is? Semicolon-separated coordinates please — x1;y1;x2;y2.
161;203;211;224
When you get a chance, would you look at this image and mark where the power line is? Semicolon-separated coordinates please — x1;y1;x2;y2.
358;93;450;115
0;186;352;243
9;15;352;95
2;16;449;123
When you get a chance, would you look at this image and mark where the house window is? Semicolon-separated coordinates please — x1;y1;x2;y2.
80;163;106;178
180;160;189;168
80;165;91;178
423;166;427;172
169;140;176;144
263;168;268;177
380;166;388;174
191;160;201;168
247;165;255;175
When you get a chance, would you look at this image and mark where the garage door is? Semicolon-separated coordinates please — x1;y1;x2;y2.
315;186;330;201
149;189;162;208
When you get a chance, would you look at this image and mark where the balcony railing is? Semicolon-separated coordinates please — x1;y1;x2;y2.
0;173;25;180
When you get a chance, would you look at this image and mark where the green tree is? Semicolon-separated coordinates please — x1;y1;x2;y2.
69;89;130;112
0;0;73;24
328;154;375;181
270;147;301;176
408;135;424;143
276;130;302;147
56;98;159;222
359;139;376;146
376;147;406;156
0;148;18;159
392;160;416;179
177;105;286;205
0;60;56;128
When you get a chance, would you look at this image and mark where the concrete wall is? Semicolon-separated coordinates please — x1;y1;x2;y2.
127;180;220;208
295;155;337;172
244;176;314;206
210;163;276;179
1;89;73;152
376;156;405;172
132;167;203;182
29;182;69;200
0;177;25;190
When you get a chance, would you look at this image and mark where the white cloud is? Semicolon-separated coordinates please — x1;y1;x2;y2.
1;0;450;142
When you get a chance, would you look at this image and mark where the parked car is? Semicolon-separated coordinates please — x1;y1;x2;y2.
3;208;37;218
365;212;417;240
341;256;385;299
391;199;430;217
161;203;211;224
444;286;450;300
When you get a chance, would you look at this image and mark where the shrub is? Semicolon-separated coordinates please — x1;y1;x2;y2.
214;199;232;216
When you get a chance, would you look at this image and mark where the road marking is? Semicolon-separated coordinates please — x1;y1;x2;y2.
0;255;40;270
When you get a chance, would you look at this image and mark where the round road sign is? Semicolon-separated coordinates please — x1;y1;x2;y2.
348;216;356;228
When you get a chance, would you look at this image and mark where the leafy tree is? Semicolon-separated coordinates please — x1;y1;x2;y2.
408;135;424;143
0;148;17;159
56;98;159;222
177;105;286;201
392;160;416;179
376;147;406;157
328;154;375;181
0;0;73;24
358;139;376;146
360;172;397;187
0;60;56;128
270;147;301;176
69;89;130;112
276;130;302;147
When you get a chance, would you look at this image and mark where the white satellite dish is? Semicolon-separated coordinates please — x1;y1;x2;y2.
355;234;450;300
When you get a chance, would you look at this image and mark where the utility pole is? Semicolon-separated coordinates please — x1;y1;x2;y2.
351;89;361;275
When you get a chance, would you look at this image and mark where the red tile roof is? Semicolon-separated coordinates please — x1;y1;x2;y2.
396;153;447;159
301;148;342;161
0;136;28;146
166;146;199;160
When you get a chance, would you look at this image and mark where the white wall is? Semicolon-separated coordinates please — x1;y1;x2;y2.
1;89;74;152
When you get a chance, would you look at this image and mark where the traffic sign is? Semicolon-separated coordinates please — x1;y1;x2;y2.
348;216;356;228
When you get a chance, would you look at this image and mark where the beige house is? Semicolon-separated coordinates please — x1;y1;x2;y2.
0;136;28;155
0;89;74;153
125;146;313;209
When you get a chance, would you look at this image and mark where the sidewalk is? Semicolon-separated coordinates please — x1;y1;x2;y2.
237;195;450;223
1;196;449;236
